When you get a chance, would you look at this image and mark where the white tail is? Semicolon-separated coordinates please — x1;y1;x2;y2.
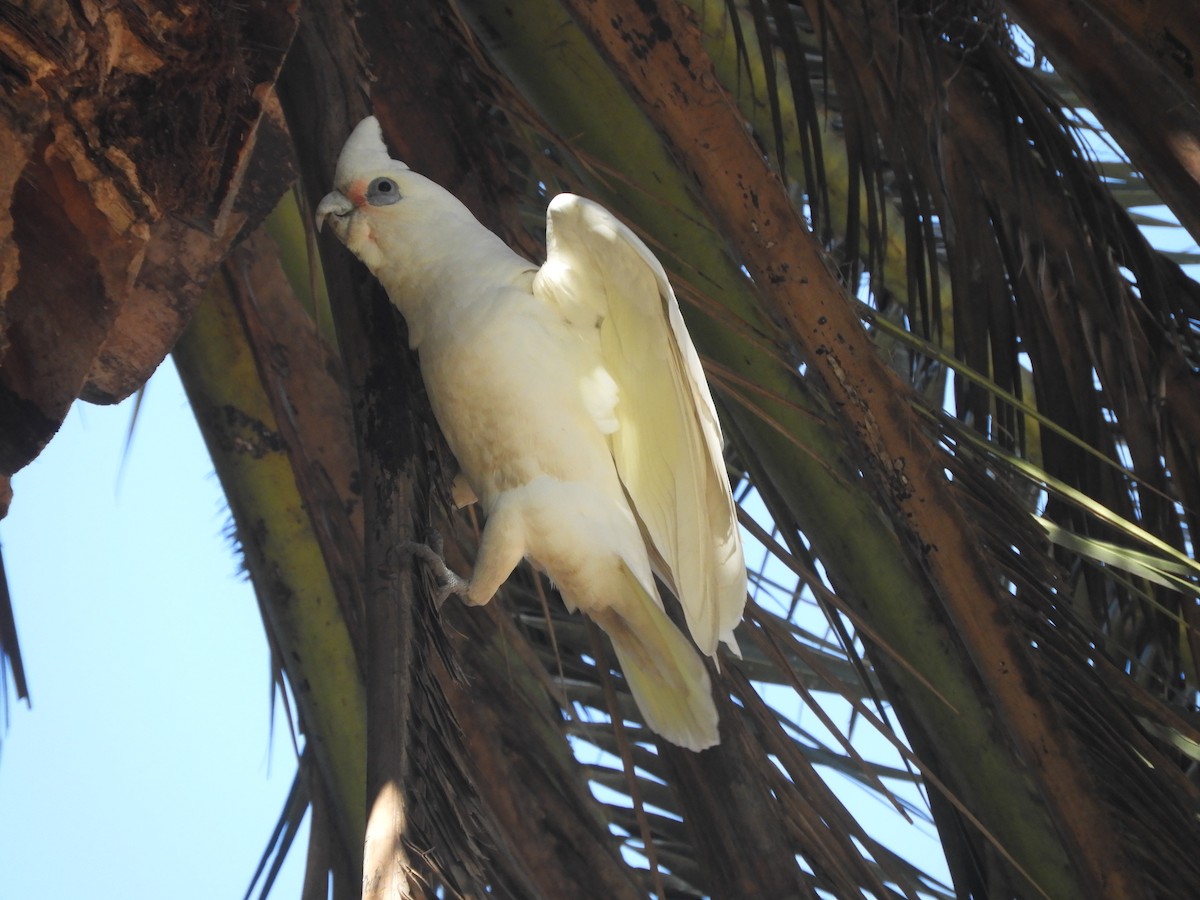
591;562;719;751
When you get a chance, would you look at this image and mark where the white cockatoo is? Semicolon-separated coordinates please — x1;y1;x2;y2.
316;116;746;750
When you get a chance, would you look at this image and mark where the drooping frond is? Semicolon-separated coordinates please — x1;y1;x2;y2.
5;1;1200;898
240;1;1200;894
0;544;30;737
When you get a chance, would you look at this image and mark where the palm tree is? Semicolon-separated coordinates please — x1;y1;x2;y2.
3;1;1199;897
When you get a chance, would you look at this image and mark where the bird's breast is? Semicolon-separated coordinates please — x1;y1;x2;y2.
416;289;621;509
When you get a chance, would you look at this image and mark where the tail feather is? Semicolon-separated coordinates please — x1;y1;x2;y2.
591;564;719;751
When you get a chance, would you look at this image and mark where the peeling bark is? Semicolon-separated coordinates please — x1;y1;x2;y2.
0;0;299;474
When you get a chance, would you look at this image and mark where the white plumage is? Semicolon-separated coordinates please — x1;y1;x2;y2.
317;116;746;750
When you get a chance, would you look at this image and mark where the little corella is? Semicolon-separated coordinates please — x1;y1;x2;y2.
317;117;746;749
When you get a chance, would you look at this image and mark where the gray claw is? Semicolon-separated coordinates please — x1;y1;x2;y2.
399;540;468;608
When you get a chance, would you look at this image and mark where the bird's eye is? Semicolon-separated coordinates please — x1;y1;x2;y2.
366;177;402;206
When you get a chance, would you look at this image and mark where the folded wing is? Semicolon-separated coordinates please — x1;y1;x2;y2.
533;194;746;657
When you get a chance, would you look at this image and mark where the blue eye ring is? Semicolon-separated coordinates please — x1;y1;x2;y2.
367;176;401;206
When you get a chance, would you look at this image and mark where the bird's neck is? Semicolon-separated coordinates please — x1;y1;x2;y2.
377;213;533;349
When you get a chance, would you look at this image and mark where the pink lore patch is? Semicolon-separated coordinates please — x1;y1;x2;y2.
346;179;368;206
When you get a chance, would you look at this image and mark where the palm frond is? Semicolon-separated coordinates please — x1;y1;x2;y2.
0;543;30;736
198;0;1200;894
7;0;1200;897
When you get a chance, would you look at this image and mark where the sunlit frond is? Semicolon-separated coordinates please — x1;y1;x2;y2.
6;0;1200;897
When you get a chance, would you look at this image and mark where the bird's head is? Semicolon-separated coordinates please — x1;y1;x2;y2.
315;116;441;273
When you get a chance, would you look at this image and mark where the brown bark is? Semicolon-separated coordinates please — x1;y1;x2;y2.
284;5;431;897
1083;0;1200;110
0;0;297;474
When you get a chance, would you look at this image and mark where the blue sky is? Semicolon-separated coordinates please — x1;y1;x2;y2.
0;358;307;900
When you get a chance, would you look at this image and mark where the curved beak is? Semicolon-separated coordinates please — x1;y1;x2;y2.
315;190;355;233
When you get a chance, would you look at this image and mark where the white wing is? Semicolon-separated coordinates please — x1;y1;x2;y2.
533;194;746;657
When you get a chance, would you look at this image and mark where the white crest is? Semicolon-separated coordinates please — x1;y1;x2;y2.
333;116;410;188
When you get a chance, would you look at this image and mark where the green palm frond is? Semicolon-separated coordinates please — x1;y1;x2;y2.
7;0;1200;898
268;1;1200;894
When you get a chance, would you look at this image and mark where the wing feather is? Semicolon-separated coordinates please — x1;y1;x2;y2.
533;195;746;656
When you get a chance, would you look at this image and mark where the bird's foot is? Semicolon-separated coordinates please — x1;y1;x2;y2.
397;534;469;609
